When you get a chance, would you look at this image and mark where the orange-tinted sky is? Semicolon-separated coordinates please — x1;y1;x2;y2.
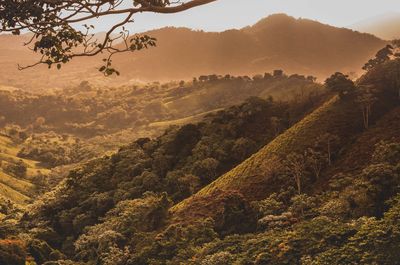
91;0;400;33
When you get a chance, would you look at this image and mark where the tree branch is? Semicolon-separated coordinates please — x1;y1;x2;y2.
1;0;218;75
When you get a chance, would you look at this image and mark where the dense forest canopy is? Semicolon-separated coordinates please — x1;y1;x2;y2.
0;43;399;264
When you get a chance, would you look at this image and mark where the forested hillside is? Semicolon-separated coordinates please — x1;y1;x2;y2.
0;72;320;207
0;76;326;264
0;45;399;264
173;58;400;222
0;73;321;160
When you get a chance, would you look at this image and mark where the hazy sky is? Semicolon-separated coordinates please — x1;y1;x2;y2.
94;0;400;33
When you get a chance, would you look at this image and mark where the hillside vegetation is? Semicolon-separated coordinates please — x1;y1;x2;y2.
172;59;400;222
0;83;323;263
1;50;400;264
0;73;321;161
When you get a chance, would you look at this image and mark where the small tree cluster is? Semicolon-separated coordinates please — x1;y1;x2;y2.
325;72;355;98
284;134;340;195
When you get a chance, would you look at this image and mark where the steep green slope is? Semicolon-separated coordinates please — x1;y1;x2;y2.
171;60;400;222
180;105;400;265
327;105;400;177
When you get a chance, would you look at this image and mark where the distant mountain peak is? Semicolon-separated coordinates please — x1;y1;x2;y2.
255;13;296;22
244;13;344;35
0;14;386;90
245;13;298;30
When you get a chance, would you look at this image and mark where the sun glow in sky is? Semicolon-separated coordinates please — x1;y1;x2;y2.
93;0;400;33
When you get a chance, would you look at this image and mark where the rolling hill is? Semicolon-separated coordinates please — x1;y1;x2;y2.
0;74;322;141
0;134;49;205
171;59;400;223
118;14;384;81
0;14;385;90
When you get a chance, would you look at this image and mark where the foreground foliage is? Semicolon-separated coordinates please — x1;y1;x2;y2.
1;58;400;264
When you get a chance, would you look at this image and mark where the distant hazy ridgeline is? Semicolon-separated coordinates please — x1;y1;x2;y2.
0;14;384;90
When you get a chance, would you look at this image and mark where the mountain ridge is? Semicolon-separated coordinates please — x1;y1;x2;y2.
0;14;386;90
